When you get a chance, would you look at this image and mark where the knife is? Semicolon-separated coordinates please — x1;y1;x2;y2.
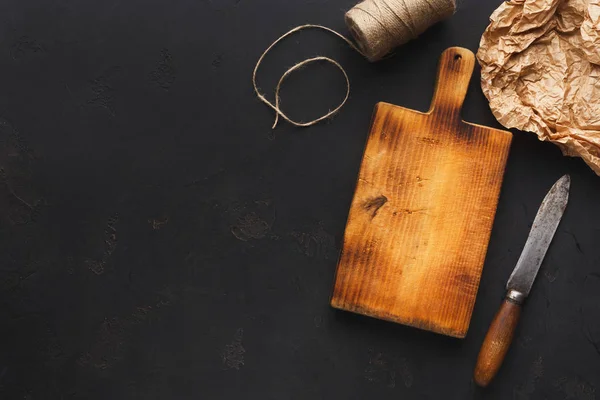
474;174;570;387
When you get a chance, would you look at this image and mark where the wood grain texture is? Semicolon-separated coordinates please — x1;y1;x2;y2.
474;299;522;387
330;47;512;338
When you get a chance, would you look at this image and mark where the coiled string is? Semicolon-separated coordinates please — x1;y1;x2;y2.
252;25;365;129
252;0;456;129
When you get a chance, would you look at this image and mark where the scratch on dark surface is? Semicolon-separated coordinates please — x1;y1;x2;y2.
518;335;532;348
290;275;302;293
365;349;395;388
86;213;119;275
222;328;245;370
40;321;66;369
231;212;270;241
0;262;41;296
363;195;388;219
78;287;176;370
0;272;21;292
211;54;222;70
10;36;44;59
289;222;336;259
150;49;176;90
148;217;169;230
86;67;121;116
513;356;543;399
567;231;584;254
581;273;600;356
184;167;228;187
521;202;528;217
313;315;323;328
583;327;600;356
0;118;42;225
544;268;559;283
0;119;34;157
364;348;413;389
0;175;43;225
77;317;127;369
183;251;200;277
228;199;275;242
105;213;118;254
554;376;596;400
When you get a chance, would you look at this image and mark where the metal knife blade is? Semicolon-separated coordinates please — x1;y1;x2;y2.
474;175;571;387
506;174;570;297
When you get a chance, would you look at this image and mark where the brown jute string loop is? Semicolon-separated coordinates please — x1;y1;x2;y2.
252;24;365;129
252;0;455;129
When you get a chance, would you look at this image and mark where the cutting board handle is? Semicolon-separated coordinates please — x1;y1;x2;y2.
428;47;475;124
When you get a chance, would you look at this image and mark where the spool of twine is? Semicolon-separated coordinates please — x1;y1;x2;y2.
346;0;456;62
253;0;456;128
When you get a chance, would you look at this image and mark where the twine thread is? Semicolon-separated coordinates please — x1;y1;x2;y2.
253;0;456;129
346;0;455;61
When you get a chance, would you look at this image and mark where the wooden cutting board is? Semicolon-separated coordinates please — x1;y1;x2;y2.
330;47;512;338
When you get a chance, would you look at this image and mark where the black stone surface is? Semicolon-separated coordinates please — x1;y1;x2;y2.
0;0;598;398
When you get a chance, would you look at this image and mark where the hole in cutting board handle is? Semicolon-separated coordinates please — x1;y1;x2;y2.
428;47;475;122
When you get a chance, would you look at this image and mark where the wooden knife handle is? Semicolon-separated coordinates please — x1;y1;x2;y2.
474;296;523;387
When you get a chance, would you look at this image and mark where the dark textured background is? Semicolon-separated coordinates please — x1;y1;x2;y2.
0;0;598;398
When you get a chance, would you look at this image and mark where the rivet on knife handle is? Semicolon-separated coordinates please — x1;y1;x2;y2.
473;175;570;387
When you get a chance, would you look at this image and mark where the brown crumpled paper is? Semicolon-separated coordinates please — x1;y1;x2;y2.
478;0;600;175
